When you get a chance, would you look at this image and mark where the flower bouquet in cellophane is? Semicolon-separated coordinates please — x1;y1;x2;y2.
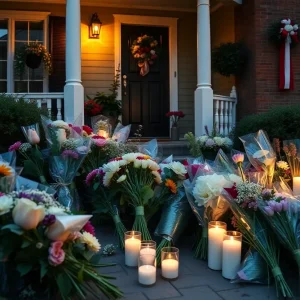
0;189;123;299
85;168;127;249
223;182;293;298
101;153;162;241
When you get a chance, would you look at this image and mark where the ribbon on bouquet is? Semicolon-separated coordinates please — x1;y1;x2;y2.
279;19;299;90
138;60;149;76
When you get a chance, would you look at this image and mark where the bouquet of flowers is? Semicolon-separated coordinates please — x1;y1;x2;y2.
283;139;300;177
223;182;293;298
111;123;132;143
184;162;241;260
9;123;48;185
86;168;127;249
84;99;103;117
0;152;18;193
239;130;276;188
165;111;185;127
185;126;233;159
0;189;122;299
102;153;162;240
258;189;300;275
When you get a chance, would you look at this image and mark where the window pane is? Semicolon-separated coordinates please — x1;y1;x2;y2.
0;81;6;93
0;61;6;79
30;21;43;41
0;20;8;40
0;41;7;60
15;21;28;41
29;64;43;80
29;81;43;92
15;81;28;93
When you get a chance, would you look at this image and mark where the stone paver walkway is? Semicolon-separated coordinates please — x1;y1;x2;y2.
96;227;299;300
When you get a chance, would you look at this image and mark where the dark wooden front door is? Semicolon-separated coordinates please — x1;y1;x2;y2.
121;25;170;138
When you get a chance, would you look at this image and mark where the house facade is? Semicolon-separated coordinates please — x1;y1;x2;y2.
1;0;297;138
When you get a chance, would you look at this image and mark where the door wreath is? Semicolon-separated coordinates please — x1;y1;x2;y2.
131;34;159;76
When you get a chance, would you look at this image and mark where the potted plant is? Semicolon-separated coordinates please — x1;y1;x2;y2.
84;99;103;127
211;42;247;77
88;67;122;130
166;111;185;141
14;42;52;78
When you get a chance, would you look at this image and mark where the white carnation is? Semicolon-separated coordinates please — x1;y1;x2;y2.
0;195;13;215
213;137;224;147
198;135;209;145
167;161;187;178
103;161;121;173
47;206;68;216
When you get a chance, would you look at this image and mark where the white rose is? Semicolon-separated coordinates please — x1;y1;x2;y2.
47;206;68;216
12;198;45;230
0;195;13;215
168;161;187;177
57;128;67;144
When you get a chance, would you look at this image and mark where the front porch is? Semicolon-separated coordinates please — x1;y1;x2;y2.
1;0;240;137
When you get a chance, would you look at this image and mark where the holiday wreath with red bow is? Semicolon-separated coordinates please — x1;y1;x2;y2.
269;18;299;90
131;35;159;76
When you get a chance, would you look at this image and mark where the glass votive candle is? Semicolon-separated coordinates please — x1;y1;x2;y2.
140;241;156;256
138;254;156;286
222;231;242;279
161;247;179;280
208;221;227;270
125;231;141;267
293;177;300;195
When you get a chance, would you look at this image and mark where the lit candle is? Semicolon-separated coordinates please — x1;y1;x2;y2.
125;231;141;267
222;232;242;279
208;221;227;270
138;265;156;285
140;241;156;264
293;177;300;195
98;129;109;138
161;258;179;279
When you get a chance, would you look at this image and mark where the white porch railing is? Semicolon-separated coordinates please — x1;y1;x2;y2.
10;93;64;120
213;86;237;136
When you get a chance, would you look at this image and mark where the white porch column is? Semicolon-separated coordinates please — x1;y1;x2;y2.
64;0;84;124
194;0;214;136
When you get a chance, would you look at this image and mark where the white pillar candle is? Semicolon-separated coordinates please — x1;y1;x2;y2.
208;225;226;270
222;236;242;279
98;130;109;138
138;265;156;285
125;237;141;267
161;259;179;279
293;177;300;195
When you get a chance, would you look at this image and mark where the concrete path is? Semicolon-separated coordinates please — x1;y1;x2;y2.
96;227;299;300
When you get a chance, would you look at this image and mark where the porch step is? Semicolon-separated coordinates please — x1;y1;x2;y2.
158;141;190;159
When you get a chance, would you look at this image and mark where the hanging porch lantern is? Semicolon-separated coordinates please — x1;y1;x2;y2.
89;13;102;39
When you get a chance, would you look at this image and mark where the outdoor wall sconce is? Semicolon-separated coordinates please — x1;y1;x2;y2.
89;13;102;39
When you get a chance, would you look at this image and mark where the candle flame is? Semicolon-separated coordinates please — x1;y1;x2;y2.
230;236;234;241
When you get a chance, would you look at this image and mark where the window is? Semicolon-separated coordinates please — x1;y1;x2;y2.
0;11;50;93
0;19;8;93
14;21;44;93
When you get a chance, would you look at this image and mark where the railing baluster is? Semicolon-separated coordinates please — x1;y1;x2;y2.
47;99;52;118
57;99;62;120
219;100;224;135
214;99;219;133
37;99;42;108
224;101;229;136
228;101;233;133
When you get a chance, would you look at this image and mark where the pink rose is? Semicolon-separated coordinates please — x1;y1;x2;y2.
48;241;65;266
94;138;107;147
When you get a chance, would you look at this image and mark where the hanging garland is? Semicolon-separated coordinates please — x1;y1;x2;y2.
269;19;299;90
131;35;159;76
15;42;52;78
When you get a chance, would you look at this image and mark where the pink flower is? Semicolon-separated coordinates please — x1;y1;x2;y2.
274;202;283;213
9;141;22;152
48;241;65;266
281;200;289;211
93;138;107;147
86;169;103;186
264;206;274;216
232;153;244;164
82;221;96;236
68;231;82;241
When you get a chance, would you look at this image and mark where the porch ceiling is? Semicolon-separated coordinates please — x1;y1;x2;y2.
0;0;241;12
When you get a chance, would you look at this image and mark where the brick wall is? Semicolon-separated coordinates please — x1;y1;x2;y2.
235;0;300;120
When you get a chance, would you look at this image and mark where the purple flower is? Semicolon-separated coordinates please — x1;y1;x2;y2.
43;214;56;226
274;202;283;213
281;200;288;211
9;141;22;152
264;206;274;216
72;126;82;135
15;191;44;203
61;150;79;159
86;169;103;186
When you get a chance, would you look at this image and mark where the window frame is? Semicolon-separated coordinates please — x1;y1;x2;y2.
0;10;50;93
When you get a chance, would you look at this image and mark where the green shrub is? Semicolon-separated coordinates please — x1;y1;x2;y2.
0;94;47;152
234;105;300;149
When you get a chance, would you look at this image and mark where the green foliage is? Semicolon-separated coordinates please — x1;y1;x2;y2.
0;94;47;152
87;66;122;118
184;132;203;157
234;105;300;149
212;42;247;77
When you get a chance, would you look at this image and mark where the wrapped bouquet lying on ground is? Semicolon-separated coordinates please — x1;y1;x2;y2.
0;189;123;299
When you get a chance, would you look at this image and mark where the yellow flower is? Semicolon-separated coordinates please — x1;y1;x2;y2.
80;231;101;252
165;179;177;194
0;163;14;177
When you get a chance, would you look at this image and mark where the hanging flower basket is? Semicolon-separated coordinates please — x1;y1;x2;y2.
14;42;52;78
25;53;42;69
